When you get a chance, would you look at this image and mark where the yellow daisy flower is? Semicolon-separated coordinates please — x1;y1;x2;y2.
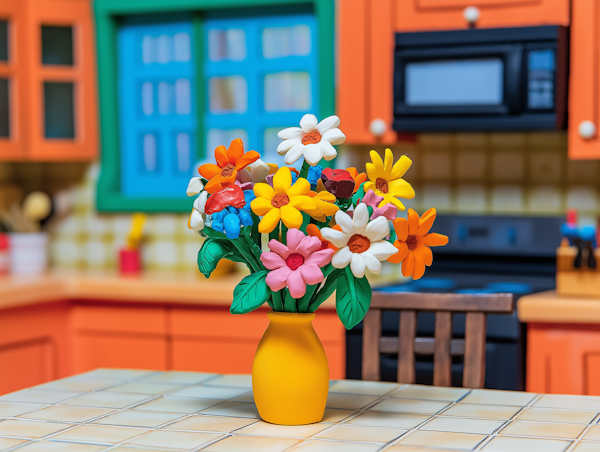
251;167;317;233
306;190;339;222
364;148;415;210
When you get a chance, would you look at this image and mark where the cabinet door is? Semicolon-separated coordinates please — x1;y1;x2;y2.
397;0;569;32
569;0;600;159
0;339;54;395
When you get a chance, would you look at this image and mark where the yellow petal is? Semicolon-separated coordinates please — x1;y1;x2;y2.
369;150;384;173
388;179;415;199
317;199;339;216
317;191;336;202
287;177;311;197
288;195;317;211
383;148;394;178
389;155;412;181
258;207;281;233
365;163;379;183
363;181;376;193
280;205;304;229
316;179;326;192
273;167;292;193
380;194;406;211
251;198;273;216
254;182;275;200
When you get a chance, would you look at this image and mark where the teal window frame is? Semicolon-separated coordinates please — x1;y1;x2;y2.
95;0;335;212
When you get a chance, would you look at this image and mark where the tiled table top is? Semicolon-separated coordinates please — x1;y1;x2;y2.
0;371;600;452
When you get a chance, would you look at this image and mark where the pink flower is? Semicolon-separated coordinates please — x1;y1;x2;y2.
362;190;397;220
260;229;335;299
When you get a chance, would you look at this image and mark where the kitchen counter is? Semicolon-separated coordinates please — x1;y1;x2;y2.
1;369;600;451
517;290;600;323
0;270;337;310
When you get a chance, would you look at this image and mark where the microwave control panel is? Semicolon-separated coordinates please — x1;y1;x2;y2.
527;49;555;110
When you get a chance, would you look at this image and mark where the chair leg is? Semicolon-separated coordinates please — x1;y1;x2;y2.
362;308;381;381
398;310;416;384
464;312;486;388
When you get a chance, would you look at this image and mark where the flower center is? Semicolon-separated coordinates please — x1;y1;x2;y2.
302;130;322;145
348;234;371;253
221;163;236;177
271;193;290;208
407;235;418;251
376;177;389;194
286;253;305;271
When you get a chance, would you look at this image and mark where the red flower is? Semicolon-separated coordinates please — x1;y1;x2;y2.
320;168;355;199
204;185;246;215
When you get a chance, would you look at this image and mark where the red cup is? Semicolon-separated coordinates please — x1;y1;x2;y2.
119;248;141;274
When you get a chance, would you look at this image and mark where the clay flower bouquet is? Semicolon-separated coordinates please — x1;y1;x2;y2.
186;115;448;425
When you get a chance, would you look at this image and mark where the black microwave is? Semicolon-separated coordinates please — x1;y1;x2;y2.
393;26;568;132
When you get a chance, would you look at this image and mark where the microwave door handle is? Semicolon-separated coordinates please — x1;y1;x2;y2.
505;45;523;114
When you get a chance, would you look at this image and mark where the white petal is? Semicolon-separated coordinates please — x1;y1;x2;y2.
300;114;318;132
321;228;349;248
367;240;399;260
283;143;306;165
335;210;355;236
350;253;366;278
303;143;323;166
332;246;352;269
353;203;369;233
365;216;390;242
322;128;346;145
278;127;304;140
190;210;205;230
250;159;270;182
238;168;252;184
361;251;382;274
277;138;301;155
317;115;340;135
186;177;204;197
194;191;209;214
320;140;337;161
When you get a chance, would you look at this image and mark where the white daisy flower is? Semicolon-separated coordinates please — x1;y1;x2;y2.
189;191;208;231
186;177;204;197
320;203;398;278
277;114;346;166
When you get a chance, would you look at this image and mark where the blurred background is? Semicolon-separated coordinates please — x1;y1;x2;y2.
1;0;599;397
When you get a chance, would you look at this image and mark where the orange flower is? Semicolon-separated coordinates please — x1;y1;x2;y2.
347;167;367;193
198;139;260;194
388;208;448;280
306;223;340;250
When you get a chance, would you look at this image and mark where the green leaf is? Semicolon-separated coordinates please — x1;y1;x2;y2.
250;212;261;245
197;238;231;278
308;268;343;312
283;289;298;312
298;264;334;313
271;290;284;312
352;182;366;208
203;227;227;240
335;267;372;329
241;226;264;267
230;270;271;314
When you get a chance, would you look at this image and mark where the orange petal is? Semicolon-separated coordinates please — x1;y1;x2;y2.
227;138;244;165
417;208;437;235
306;224;323;240
187;212;192;229
235;151;260;171
407;209;419;235
347;167;358;179
214;145;229;168
354;173;367;192
401;251;415;277
388;241;408;264
419;233;448;247
393;218;409;242
198;163;221;179
220;172;237;187
412;252;426;280
414;242;433;266
204;175;223;194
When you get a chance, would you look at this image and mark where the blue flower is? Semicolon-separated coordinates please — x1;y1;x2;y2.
212;194;254;239
307;165;323;189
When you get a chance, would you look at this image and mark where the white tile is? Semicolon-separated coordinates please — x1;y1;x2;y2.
370;398;449;415
421;417;504;435
482;436;571;452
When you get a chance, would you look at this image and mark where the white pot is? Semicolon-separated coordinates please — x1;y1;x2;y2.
9;232;48;275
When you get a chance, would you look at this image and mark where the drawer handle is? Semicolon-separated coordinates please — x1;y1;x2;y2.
463;6;480;24
369;118;387;137
579;120;596;139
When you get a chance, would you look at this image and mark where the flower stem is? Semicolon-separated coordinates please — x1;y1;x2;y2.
299;160;310;179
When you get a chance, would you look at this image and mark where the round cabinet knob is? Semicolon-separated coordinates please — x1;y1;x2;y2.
579;120;597;139
369;118;387;137
463;6;480;24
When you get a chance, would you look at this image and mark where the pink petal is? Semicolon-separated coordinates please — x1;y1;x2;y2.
268;239;290;259
287;270;307;299
266;267;292;292
299;264;324;286
304;248;334;267
362;190;384;208
286;228;306;253
260;252;286;270
296;235;322;257
371;204;397;221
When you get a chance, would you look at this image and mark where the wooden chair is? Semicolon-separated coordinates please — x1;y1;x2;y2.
362;292;514;388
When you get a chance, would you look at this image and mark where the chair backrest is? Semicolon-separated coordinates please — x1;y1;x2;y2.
362;292;514;388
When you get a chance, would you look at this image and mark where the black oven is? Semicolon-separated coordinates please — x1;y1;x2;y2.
393;26;568;132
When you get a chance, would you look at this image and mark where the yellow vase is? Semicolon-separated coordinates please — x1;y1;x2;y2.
252;311;329;425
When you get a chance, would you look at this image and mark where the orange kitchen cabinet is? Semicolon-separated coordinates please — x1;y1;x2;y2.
0;301;71;394
568;0;600;159
337;0;569;145
527;323;600;395
170;306;346;379
71;304;169;373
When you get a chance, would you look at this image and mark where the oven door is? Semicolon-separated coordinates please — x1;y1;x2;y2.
394;44;523;117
